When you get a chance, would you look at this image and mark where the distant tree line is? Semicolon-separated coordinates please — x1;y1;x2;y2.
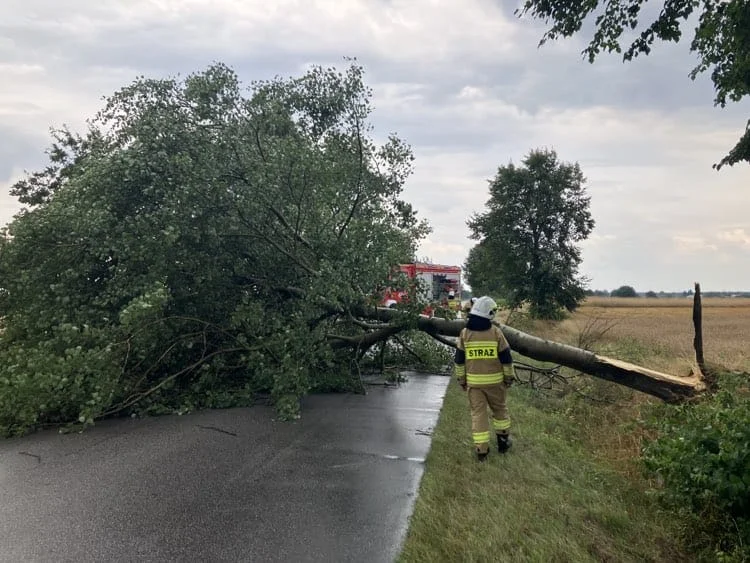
585;288;750;298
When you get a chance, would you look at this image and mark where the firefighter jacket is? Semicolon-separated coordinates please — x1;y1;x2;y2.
454;322;515;387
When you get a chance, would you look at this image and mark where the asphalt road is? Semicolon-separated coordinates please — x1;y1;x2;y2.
0;374;448;563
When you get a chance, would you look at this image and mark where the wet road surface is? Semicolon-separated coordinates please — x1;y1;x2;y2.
0;373;448;563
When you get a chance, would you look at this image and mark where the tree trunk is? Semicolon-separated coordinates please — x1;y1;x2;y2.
362;308;705;403
693;282;706;374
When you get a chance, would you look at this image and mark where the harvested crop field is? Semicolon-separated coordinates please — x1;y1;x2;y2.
515;297;750;375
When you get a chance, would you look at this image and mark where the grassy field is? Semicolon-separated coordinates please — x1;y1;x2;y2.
399;298;750;562
398;381;686;563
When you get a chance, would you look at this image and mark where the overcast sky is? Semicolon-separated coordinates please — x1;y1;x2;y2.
1;0;748;292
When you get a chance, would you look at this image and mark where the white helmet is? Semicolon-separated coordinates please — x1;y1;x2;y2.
469;296;497;319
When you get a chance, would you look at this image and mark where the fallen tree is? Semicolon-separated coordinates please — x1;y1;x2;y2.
0;61;436;435
0;61;703;438
341;306;705;403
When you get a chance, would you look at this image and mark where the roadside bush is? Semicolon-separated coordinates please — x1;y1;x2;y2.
641;372;750;560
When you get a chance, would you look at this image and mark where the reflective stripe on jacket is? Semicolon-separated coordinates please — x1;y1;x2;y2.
458;326;510;386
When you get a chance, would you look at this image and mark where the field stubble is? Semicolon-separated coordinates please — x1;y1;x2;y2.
518;297;750;375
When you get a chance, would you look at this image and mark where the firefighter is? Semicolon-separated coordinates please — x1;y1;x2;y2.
446;288;455;310
453;296;516;462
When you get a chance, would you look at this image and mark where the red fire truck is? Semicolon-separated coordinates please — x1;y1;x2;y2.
381;262;462;316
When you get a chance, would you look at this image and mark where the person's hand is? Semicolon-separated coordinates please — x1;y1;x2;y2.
459;380;467;391
504;377;514;388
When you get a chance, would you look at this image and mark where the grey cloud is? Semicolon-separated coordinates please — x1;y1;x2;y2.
369;92;721;171
397;44;723;116
580;225;750;292
0;129;47;228
1;0;748;290
1;0;522;72
2;1;733;124
0;127;47;179
366;4;731;117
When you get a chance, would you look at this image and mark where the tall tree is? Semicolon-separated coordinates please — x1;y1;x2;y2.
468;148;595;319
516;0;750;170
463;240;509;298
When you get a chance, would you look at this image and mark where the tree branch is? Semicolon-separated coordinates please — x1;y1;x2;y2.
425;331;457;349
233;204;319;276
327;324;405;349
101;346;249;417
251;123;267;163
337;114;365;239
348;317;394;330
393;335;425;363
223;159;317;255
268;203;314;250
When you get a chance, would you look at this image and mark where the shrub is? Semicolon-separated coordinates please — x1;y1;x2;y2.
642;372;750;560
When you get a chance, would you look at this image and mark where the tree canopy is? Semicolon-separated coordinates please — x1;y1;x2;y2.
0;61;434;435
467;148;595;319
463;240;509;298
612;285;639;297
517;0;750;169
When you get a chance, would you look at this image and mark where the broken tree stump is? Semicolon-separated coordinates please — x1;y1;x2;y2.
693;282;706;375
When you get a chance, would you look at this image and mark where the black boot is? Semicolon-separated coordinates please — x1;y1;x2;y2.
476;450;488;463
497;433;511;453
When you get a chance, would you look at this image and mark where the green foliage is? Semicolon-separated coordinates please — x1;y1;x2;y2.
0;328;122;436
642;373;750;560
463;240;510;298
611;285;638;297
516;0;750;169
373;331;454;374
307;347;359;393
467;148;595;319
0;61;430;435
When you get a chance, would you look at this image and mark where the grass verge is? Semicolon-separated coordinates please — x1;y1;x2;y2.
398;380;687;563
